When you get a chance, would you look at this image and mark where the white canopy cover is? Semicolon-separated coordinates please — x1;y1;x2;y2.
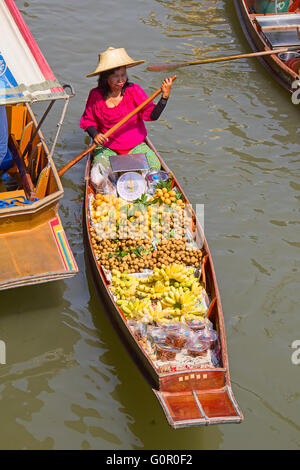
0;0;68;104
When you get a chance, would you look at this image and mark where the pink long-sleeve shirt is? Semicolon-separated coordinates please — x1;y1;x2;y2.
80;83;155;154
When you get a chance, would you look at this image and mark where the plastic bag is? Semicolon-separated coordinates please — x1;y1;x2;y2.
91;163;117;195
94;154;112;178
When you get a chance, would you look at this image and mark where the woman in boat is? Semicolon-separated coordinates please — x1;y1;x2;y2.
80;47;173;171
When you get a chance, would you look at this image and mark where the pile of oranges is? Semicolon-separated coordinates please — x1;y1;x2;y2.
150;187;185;208
91;193;120;226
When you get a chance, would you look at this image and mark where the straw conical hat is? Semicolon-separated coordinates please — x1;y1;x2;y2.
86;47;145;77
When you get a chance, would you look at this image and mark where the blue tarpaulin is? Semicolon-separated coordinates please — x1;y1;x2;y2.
0;105;12;169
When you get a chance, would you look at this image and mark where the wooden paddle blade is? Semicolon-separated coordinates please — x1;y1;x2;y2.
148;63;185;71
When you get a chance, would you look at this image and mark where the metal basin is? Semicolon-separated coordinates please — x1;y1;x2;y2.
278;51;300;62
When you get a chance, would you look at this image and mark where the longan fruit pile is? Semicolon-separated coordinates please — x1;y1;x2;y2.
90;226;203;273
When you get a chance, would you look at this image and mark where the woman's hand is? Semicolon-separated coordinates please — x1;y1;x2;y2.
93;133;108;146
161;77;173;99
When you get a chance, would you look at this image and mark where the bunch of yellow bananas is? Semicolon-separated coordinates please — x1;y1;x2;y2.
149;263;195;284
135;283;153;298
116;298;172;323
140;301;172;323
111;270;139;300
116;298;152;319
182;310;207;322
162;286;198;312
162;286;196;305
112;264;206;322
181;279;203;296
135;279;169;300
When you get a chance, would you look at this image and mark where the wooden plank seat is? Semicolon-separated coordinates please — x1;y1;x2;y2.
252;14;300;45
253;13;300;47
254;12;300;27
8;134;35;201
261;29;300;48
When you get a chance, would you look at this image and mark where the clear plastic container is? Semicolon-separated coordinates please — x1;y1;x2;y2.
127;319;138;330
145;168;169;193
133;322;148;341
195;329;219;350
156;343;180;361
160;322;181;333
186;339;209;358
185;317;206;331
165;325;189;349
147;327;168;345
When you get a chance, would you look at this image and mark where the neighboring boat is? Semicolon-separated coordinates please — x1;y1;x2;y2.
234;0;300;93
0;0;78;290
83;138;243;428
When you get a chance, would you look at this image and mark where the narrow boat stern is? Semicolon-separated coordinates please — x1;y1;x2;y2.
153;369;243;428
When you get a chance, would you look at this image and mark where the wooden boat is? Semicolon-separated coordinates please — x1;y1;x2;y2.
0;0;78;289
234;0;300;94
83;138;243;428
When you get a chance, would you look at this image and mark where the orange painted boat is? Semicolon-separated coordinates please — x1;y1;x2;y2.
0;0;78;289
234;0;300;93
83;139;243;428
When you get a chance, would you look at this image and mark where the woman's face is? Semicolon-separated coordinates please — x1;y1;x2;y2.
107;67;127;93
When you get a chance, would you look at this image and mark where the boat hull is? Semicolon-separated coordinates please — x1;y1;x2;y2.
234;0;300;93
0;102;78;290
83;145;243;428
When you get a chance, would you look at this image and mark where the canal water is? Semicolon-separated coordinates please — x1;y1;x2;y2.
0;0;299;449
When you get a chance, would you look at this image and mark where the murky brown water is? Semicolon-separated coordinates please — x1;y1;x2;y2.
0;0;299;450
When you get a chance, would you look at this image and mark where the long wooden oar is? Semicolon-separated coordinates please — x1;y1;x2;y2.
58;75;177;177
147;47;300;71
